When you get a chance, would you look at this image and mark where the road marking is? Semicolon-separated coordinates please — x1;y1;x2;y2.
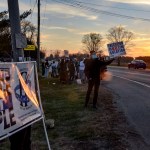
113;75;150;88
109;70;150;77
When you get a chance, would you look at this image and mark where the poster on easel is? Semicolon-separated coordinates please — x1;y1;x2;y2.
0;62;42;140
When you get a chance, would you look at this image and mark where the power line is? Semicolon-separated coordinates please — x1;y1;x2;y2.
51;0;150;22
69;0;150;13
30;0;38;21
41;0;48;27
55;0;150;21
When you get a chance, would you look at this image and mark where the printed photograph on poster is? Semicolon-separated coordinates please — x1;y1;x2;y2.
0;68;13;110
0;62;42;141
0;68;16;138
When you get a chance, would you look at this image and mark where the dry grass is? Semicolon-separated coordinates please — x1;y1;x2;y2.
1;76;147;150
30;77;130;150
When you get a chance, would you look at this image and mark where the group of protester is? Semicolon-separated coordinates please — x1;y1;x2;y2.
41;59;59;78
41;57;87;84
59;58;87;84
10;50;114;150
41;51;115;109
7;51;114;150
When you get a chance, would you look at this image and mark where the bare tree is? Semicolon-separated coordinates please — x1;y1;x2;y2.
82;33;104;53
106;25;134;50
0;10;32;58
21;20;36;42
106;25;134;65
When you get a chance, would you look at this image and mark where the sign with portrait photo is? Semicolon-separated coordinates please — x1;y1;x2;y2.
0;62;42;140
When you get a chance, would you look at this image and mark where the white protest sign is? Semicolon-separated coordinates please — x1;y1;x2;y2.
107;41;126;58
64;50;69;57
0;62;42;140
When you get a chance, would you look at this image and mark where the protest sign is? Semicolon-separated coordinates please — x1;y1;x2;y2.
107;41;126;58
64;50;69;57
0;62;42;140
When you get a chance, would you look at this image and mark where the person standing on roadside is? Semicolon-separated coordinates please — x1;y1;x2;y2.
79;58;86;83
59;58;68;83
9;126;31;150
41;59;45;77
74;58;79;79
84;50;114;109
44;59;49;78
51;61;57;78
68;59;75;82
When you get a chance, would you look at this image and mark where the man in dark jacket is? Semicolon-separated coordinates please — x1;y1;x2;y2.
84;51;114;109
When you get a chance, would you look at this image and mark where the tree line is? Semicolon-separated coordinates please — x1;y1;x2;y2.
0;10;45;61
135;56;150;64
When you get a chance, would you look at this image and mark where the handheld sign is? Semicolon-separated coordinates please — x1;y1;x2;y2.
64;50;69;57
107;41;126;58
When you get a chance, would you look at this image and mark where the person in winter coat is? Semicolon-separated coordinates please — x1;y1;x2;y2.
44;60;50;78
84;51;114;109
68;59;75;81
79;58;86;83
59;58;68;83
41;60;45;76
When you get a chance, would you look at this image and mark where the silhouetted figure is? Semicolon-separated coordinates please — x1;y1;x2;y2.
41;60;45;76
59;59;68;83
68;59;75;82
84;51;114;109
44;60;49;77
9;126;31;150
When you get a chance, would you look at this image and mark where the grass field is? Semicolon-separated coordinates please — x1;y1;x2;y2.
0;76;131;150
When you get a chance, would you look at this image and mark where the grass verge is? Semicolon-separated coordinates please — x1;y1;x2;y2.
0;76;129;150
31;77;129;150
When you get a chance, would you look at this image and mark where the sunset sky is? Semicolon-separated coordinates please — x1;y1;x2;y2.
1;0;150;57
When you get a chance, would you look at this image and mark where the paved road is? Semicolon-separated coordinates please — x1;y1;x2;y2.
104;66;150;145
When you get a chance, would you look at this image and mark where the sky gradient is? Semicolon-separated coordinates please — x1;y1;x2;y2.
1;0;150;57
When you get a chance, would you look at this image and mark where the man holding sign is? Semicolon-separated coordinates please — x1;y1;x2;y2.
84;51;115;109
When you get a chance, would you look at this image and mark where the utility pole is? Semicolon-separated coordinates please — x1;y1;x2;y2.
7;1;31;149
7;0;24;62
37;0;41;71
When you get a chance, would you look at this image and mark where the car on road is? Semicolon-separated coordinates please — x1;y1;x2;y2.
128;60;146;69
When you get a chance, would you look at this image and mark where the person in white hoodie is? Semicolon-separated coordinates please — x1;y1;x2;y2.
79;58;86;83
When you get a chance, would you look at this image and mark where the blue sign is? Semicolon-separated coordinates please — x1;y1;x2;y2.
107;41;126;57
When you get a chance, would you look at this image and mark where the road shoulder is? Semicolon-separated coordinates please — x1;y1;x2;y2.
102;81;150;150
